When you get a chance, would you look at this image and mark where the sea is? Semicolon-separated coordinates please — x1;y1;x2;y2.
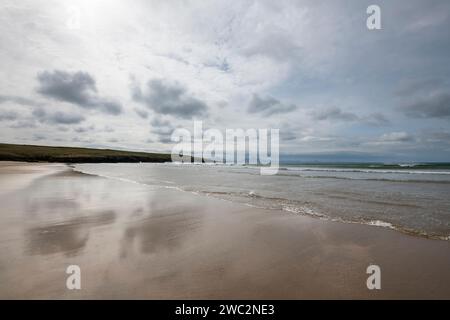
73;162;450;240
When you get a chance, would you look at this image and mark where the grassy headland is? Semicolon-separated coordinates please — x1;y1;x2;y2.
0;143;172;163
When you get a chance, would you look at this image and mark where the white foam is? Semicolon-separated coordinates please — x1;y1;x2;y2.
366;220;395;229
282;167;450;175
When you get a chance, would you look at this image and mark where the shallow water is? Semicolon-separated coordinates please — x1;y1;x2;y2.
74;163;450;240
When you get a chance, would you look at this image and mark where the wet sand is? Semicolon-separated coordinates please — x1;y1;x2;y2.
0;162;449;299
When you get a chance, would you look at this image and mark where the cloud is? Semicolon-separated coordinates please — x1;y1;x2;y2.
247;94;297;116
394;78;445;97
281;130;297;141
413;130;450;145
9;120;37;129
365;131;415;148
299;136;335;142
134;108;149;119
311;107;358;121
401;92;450;118
362;113;391;126
32;108;85;125
32;133;46;141
150;117;176;143
150;117;171;129
74;125;95;133
0;95;42;107
0;110;18;121
36;70;123;115
378;132;414;143
49;112;85;125
132;79;208;119
156;135;173;144
242;31;303;63
427;131;450;142
310;108;390;126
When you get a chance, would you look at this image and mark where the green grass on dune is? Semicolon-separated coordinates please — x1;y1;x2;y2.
0;143;172;163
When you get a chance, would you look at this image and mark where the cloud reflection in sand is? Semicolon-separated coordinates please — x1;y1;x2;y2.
121;210;202;256
26;210;116;256
18;169;122;256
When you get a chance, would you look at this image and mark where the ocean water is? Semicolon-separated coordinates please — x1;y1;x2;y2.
74;162;450;240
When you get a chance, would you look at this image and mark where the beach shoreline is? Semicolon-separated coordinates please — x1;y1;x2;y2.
0;161;449;299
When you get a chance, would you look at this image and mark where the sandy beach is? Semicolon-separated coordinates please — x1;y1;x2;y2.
0;162;449;299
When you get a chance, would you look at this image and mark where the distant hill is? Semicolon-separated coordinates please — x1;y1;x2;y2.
0;143;172;163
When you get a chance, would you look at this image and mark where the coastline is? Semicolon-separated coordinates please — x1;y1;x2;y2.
0;162;449;299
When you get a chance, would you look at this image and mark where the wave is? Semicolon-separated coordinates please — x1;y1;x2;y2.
71;165;450;242
70;165;185;192
219;168;450;184
187;189;450;241
291;174;450;184
281;167;450;175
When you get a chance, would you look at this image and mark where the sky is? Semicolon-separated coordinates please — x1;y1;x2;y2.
1;0;450;162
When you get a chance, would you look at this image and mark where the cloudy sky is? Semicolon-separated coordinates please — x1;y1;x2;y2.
1;0;450;161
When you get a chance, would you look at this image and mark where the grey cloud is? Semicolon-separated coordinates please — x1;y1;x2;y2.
50;112;85;124
311;107;358;121
36;70;123;115
9;120;37;129
417;131;450;144
0;95;42;107
72;137;94;144
160;53;190;66
362;113;391;126
203;57;230;72
32;108;85;125
156;135;173;143
394;78;445;97
277;122;299;142
132;79;208;119
379;132;415;143
0;110;18;121
135;108;149;119
74;125;95;133
99;101;122;115
242;31;303;62
248;94;297;116
428;131;450;141
33;134;46;141
103;126;115;133
152;126;172;136
401;92;450;118
151;117;171;128
281;130;297;141
32;108;46;119
150;117;176;143
37;70;95;104
312;108;389;126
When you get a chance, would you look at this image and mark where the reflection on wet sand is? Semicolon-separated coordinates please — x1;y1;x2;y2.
121;210;202;256
2;167;122;259
26;210;116;256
